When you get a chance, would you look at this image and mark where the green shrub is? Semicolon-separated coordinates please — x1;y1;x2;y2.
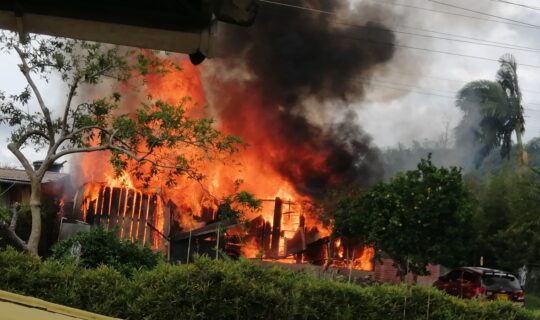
49;228;162;274
527;294;540;310
0;248;538;320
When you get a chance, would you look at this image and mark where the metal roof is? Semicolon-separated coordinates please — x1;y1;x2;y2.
0;168;68;185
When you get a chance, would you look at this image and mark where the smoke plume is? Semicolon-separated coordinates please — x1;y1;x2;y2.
206;0;397;196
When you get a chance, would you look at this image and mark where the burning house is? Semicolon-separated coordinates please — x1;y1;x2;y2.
68;0;398;272
75;179;374;270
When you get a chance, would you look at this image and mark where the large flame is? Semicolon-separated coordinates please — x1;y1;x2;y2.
76;57;374;271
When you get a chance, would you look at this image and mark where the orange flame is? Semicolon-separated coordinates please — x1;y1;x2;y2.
75;57;373;270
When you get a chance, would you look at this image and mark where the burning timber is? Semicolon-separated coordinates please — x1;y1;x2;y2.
74;182;374;271
75;182;166;248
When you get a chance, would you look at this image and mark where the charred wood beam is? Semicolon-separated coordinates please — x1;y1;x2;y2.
270;197;282;258
117;188;127;236
95;186;105;225
121;189;134;238
107;187;120;230
130;192;141;241
102;187;111;226
86;199;96;225
138;194;149;245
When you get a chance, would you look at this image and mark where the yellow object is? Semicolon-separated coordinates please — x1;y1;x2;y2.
0;290;120;320
496;293;509;301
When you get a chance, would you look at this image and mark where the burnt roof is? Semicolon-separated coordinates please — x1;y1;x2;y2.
173;219;240;241
0;168;68;185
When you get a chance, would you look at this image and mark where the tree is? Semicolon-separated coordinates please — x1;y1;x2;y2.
0;32;242;254
334;156;473;279
497;54;526;165
455;54;526;167
469;166;540;272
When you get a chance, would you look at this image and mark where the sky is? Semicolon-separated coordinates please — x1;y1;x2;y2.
1;0;540;167
353;0;540;148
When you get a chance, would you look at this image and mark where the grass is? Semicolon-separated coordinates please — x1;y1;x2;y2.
526;293;540;311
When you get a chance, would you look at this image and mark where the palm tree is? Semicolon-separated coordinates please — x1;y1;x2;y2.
496;54;527;165
455;54;526;167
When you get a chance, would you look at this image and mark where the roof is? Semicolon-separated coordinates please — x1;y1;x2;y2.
173;219;240;241
0;289;119;320
459;266;516;276
0;1;257;59
0;168;68;185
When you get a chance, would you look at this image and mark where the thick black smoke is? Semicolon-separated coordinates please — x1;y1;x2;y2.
212;0;396;196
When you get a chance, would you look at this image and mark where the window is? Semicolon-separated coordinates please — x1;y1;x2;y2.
482;274;521;290
461;271;477;283
446;270;462;282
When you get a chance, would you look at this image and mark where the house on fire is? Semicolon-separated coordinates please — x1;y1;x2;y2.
76;189;337;266
0;164;68;208
0;164;69;254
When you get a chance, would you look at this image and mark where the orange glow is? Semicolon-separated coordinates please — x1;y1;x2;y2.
356;246;375;271
242;237;262;259
75;56;373;270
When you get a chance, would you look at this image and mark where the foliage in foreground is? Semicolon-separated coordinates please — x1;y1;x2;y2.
0;248;537;320
49;228;162;275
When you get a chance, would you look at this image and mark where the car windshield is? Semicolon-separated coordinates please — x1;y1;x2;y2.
481;274;521;291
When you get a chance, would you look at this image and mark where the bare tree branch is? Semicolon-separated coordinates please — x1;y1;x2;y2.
7;142;35;175
62;77;80;134
51;145;111;162
15;130;50;148
9;203;20;231
50;125;112;156
13;45;55;145
0;203;29;252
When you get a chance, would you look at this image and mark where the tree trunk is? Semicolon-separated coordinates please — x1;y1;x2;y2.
0;203;29;252
27;180;42;255
515;128;528;166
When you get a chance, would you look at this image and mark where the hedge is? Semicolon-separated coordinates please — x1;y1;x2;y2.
0;248;538;320
49;228;162;275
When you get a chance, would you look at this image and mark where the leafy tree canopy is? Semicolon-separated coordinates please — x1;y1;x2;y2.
466;165;540;272
455;54;525;167
334;156;474;278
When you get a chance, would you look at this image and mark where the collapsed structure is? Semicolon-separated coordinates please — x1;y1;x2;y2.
74;182;374;270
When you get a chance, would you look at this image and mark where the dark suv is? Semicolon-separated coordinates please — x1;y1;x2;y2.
434;267;524;304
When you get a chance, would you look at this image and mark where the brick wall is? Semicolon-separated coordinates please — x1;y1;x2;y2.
374;258;443;285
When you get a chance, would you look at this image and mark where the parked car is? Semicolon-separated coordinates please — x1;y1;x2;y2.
433;267;524;305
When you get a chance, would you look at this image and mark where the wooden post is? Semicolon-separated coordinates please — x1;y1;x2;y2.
187;228;192;264
270;197;282;258
215;222;221;260
348;248;356;284
95;186;105;225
